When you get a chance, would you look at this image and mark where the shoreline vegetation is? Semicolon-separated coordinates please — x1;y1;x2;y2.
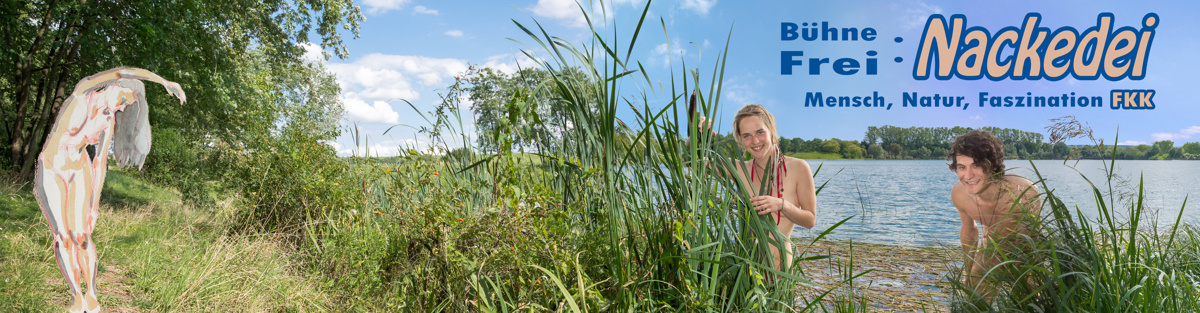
755;125;1200;161
3;0;1198;312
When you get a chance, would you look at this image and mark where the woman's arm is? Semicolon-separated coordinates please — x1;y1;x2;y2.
783;159;817;229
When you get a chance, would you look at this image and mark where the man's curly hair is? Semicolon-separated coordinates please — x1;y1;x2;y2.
947;130;1005;176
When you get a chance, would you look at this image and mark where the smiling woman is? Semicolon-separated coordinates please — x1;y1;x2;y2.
697;104;819;271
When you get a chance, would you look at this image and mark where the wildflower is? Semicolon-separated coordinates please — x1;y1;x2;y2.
385;169;391;173
458;218;463;222
556;203;563;207
433;172;439;176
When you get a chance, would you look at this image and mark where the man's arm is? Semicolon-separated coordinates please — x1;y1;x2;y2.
953;185;979;276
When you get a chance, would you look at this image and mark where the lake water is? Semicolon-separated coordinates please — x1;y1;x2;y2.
790;160;1200;246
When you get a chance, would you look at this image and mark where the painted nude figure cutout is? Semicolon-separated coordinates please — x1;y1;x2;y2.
34;67;185;313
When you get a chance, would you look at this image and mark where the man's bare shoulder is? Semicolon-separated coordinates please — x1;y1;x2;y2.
950;182;969;210
999;175;1040;195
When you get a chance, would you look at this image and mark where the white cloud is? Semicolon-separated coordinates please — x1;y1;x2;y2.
969;115;982;120
413;5;438;15
445;30;464;37
723;88;755;108
1151;126;1200;142
1118;140;1148;146
530;0;611;28
342;96;400;124
481;53;542;74
336;139;434;157
326;53;469;104
680;0;716;16
650;39;687;67
299;42;325;63
363;0;410;14
901;2;943;31
324;141;342;151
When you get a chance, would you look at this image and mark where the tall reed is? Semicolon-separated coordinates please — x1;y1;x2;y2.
464;0;844;311
947;128;1199;312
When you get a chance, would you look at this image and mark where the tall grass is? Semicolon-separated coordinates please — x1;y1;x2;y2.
947;127;1200;312
1;169;332;312
463;0;840;310
306;0;865;311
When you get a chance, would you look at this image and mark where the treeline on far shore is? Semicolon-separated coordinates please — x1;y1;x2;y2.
709;125;1200;160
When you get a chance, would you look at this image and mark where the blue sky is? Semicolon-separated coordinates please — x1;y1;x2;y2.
310;0;1200;156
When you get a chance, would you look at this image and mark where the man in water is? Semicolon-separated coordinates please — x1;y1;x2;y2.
948;130;1042;300
698;104;817;271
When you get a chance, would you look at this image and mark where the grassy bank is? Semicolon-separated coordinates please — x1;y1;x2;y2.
4;0;1197;311
0;170;331;312
4;163;1197;312
789;152;847;160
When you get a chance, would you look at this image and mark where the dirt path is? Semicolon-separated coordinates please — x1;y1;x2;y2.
43;262;139;312
795;239;961;312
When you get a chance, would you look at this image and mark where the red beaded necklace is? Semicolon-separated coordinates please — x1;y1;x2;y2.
750;148;787;225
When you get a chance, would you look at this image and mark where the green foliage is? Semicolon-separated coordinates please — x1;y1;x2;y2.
840;143;864;159
821;139;842;154
866;144;886;159
454;2;852;311
223;60;358;233
303;75;589;311
946;128;1200;312
0;0;363;204
886;143;905;159
789;152;846;160
1182;142;1200;155
0;174;56;312
464;66;596;153
2;170;333;312
912;147;931;159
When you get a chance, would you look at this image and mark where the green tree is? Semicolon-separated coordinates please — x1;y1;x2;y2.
821;139;841;154
1145;145;1160;160
1169;147;1184;159
229;60;357;231
464;67;593;152
1;0;363;184
838;140;862;158
841;142;864;159
886;143;905;159
1052;142;1071;159
1182;142;1200;155
1118;147;1142;160
867;144;886;159
913;147;932;159
778;137;794;154
931;146;949;160
1150;140;1174;159
807;138;823;152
